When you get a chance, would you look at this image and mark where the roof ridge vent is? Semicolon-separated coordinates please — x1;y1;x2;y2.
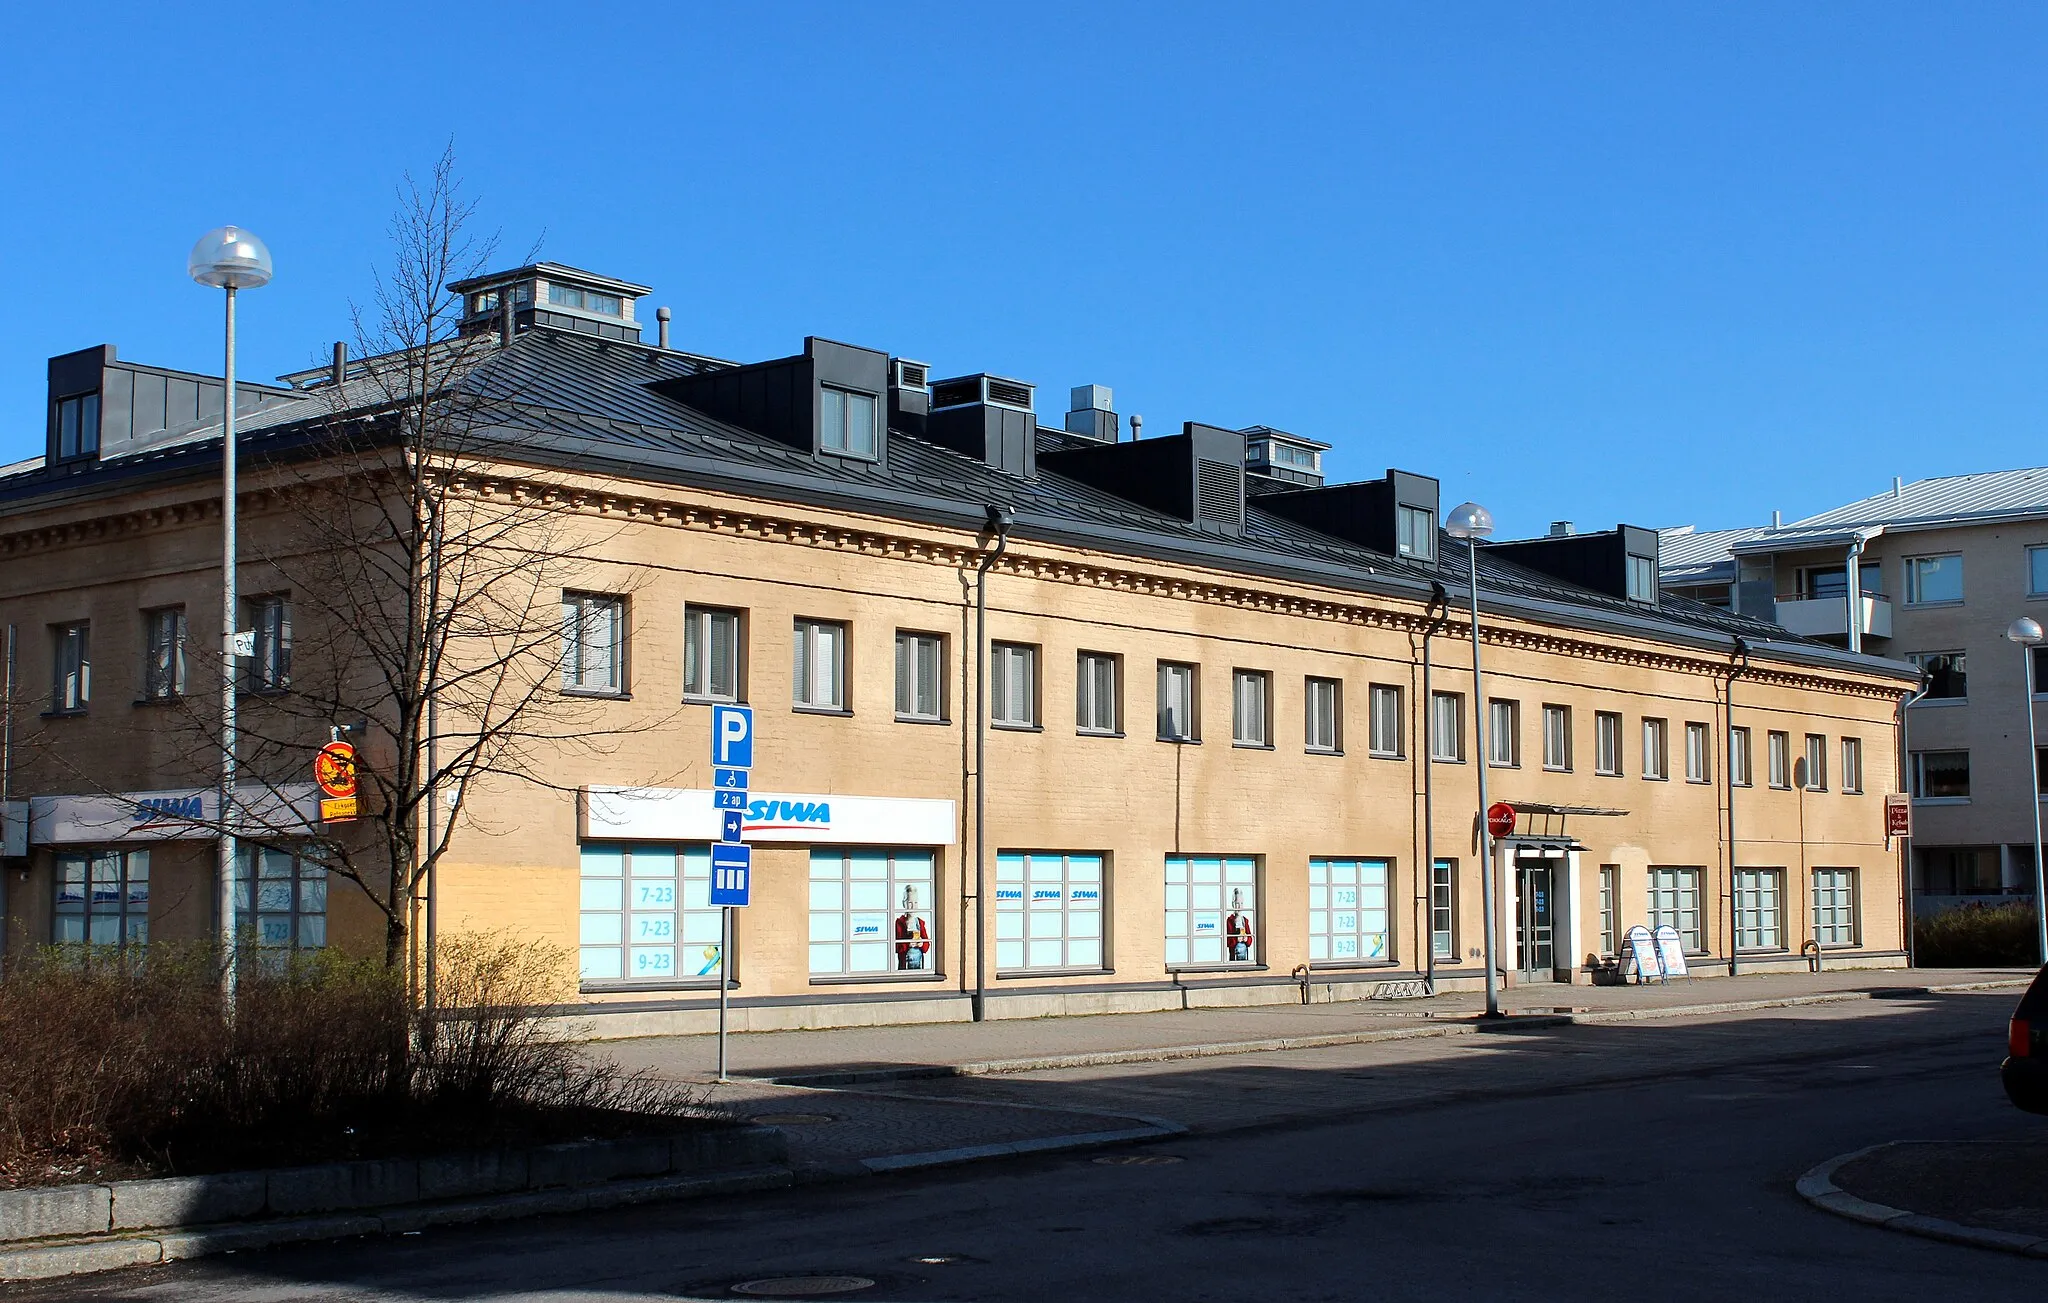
932;373;1034;413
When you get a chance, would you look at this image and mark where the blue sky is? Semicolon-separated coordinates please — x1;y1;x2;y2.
2;2;2043;537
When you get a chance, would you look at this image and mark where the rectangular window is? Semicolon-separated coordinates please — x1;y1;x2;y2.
1308;858;1391;964
2037;746;2047;797
1487;699;1519;767
894;631;944;722
1163;855;1258;966
2032;545;2048;598
2035;647;2048;697
579;844;723;984
1076;652;1120;734
1912;750;1970;799
1641;718;1669;780
996;852;1106;972
1910;651;1967;701
1903;553;1964;605
249;595;293;693
1812;868;1859;948
143;607;186;701
1627;554;1657;603
1430;691;1464;762
1431;860;1457;960
1841;738;1863;794
1595;711;1622;776
792;618;847;710
1542;704;1571;771
1767;731;1791;789
54;391;100;460
808;848;937;977
1598;865;1619;956
1647;866;1704;954
52;850;147;947
1734;868;1784;952
561;594;623;694
235;845;329;959
1158;662;1198;741
683;606;742;702
1369;684;1403;758
1232;669;1271;747
1396;504;1435;561
51;622;89;712
819;385;880;458
991;642;1038;728
1684;722;1711;784
1730;726;1753;787
1305;677;1342;753
1803;734;1828;791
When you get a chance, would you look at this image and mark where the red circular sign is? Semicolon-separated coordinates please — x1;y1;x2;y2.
1486;802;1517;838
314;741;358;799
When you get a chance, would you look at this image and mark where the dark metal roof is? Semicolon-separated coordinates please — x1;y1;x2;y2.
0;326;1918;688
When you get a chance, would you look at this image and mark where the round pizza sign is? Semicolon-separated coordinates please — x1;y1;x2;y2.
314;741;358;799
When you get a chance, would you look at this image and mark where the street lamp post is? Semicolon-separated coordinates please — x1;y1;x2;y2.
188;227;273;998
2007;617;2047;964
1445;501;1502;1019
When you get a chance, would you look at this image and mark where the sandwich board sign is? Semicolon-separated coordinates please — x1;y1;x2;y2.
1654;924;1690;979
1624;925;1663;983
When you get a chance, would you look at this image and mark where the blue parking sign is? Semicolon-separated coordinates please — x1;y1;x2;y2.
711;704;754;769
709;842;751;907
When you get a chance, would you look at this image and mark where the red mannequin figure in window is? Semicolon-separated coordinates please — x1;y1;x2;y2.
896;885;931;971
1226;887;1254;962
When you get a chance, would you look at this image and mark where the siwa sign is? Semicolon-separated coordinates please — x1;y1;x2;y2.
582;786;956;847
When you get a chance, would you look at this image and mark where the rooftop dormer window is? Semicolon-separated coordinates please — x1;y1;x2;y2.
54;390;100;461
1271;443;1320;472
547;284;622;317
820;385;880;459
469;284;532;317
1627;553;1658;604
1397;504;1436;562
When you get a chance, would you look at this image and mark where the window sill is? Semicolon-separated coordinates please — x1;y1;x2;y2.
39;709;88;719
807;971;947;986
1913;796;1971;806
1168;963;1267;975
581;979;727;994
239;687;292;699
1305;747;1343;758
561;688;630;700
1910;698;1967;708
132;696;186;707
1232;741;1275;751
1594;771;1623;779
1308;959;1401;971
1369;750;1405;762
1642;775;1670;783
1077;728;1125;739
895;714;950;726
1542;765;1572;774
997;967;1114;980
1902;599;1964;610
992;721;1043;733
683;695;745;707
1158;736;1201;746
1431;756;1466;765
1488;761;1520;770
793;705;852;717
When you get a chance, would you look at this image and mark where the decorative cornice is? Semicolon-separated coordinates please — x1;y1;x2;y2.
0;469;1908;703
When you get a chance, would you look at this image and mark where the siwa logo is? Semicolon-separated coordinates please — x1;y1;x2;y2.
132;795;205;824
744;798;831;829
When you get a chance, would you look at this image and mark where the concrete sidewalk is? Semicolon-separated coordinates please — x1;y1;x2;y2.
608;966;2029;1085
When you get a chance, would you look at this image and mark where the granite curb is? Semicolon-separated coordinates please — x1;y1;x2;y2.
1796;1142;2048;1257
760;980;2025;1087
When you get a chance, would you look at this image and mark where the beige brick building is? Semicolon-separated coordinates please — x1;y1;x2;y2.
0;263;1920;1033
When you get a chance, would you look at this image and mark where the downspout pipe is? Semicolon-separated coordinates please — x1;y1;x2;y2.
1419;583;1450;993
1726;636;1750;976
1844;535;1866;655
1898;668;1931;965
971;503;1014;1022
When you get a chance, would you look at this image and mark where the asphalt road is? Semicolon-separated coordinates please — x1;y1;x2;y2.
15;992;2044;1302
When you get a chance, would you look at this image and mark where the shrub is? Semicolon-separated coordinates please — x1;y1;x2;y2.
1915;901;2042;968
0;933;703;1187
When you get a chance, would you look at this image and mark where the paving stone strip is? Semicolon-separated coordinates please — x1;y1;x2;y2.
1797;1143;2048;1257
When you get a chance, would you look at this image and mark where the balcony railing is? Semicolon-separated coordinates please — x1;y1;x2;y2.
1773;593;1893;641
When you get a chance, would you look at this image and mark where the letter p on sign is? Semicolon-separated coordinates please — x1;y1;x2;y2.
712;704;754;769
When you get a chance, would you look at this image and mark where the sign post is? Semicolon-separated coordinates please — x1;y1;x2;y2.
708;705;754;1083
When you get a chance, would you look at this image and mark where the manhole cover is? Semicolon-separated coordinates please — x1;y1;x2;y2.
1092;1153;1183;1166
731;1276;875;1297
751;1113;838;1126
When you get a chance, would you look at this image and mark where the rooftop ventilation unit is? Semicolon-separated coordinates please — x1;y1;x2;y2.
932;374;1034;412
1064;384;1119;442
889;358;931;439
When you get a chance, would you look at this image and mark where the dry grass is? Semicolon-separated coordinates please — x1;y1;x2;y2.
0;933;710;1188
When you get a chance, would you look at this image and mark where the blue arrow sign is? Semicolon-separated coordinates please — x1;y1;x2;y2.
709;842;752;907
721;809;744;843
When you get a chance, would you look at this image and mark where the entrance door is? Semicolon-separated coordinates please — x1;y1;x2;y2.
1515;860;1555;978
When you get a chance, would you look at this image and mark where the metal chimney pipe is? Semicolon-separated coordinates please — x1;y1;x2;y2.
656;306;671;350
1129;413;1143;443
330;341;347;388
499;292;514;348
